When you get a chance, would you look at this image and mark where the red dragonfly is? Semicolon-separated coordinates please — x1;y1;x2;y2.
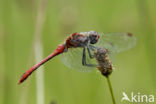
18;31;136;84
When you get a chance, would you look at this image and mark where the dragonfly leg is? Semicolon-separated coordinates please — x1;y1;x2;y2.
88;44;97;51
87;45;94;59
82;47;97;67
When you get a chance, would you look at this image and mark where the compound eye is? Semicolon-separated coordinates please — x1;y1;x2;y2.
88;31;100;44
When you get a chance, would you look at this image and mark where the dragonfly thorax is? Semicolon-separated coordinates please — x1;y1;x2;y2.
66;33;89;48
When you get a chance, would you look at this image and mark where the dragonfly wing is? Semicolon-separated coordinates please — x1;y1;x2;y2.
95;32;137;53
61;48;96;72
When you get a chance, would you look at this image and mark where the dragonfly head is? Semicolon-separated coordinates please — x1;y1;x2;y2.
88;31;100;44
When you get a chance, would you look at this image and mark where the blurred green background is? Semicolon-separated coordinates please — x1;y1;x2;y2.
0;0;156;104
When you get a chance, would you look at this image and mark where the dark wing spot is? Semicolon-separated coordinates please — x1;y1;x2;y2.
127;33;133;37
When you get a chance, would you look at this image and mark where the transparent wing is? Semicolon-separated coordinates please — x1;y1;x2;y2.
95;32;137;53
61;48;96;72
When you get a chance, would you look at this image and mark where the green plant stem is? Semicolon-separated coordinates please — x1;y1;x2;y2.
33;0;48;104
106;76;116;104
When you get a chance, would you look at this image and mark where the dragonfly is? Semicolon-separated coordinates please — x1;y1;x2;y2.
18;31;136;84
